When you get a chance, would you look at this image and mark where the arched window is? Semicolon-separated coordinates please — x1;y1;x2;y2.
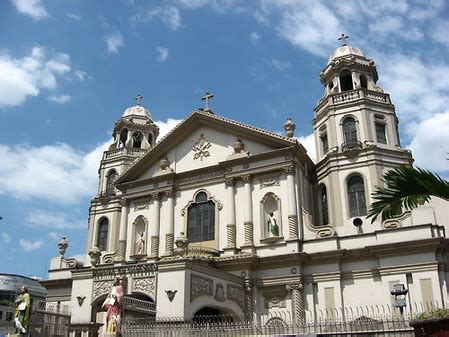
342;117;358;143
339;70;353;92
132;132;143;148
187;192;215;243
347;175;367;217
360;75;368;89
319;184;329;225
97;218;109;251
105;170;117;197
119;128;128;147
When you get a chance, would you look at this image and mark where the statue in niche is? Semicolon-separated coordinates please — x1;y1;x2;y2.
135;232;145;254
267;212;279;237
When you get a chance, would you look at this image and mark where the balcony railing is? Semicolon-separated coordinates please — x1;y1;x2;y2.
341;140;363;152
185;245;220;257
124;296;156;314
103;147;148;159
315;89;391;115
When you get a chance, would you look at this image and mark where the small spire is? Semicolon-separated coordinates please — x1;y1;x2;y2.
201;91;214;111
338;33;349;46
135;94;143;106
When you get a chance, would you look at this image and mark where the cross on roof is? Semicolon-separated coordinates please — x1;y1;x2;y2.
201;91;214;110
338;33;349;46
135;94;143;105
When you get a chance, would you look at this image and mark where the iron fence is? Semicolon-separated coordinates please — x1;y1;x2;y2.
120;303;446;337
0;301;70;337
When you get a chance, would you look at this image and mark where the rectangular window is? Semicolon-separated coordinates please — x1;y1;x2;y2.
6;312;13;321
321;134;329;154
375;123;387;144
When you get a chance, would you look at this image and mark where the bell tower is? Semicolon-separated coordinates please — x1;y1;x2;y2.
313;36;413;231
86;96;159;264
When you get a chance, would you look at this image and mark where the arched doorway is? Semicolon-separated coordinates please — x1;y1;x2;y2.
192;307;234;323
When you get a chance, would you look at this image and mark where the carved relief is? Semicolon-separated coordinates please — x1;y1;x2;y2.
214;283;225;302
193;133;211;161
258;174;280;189
190;274;213;302
134;199;150;211
133;277;156;298
226;284;245;310
93;280;113;300
264;294;287;309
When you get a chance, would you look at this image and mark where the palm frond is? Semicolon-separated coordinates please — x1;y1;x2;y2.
368;165;449;223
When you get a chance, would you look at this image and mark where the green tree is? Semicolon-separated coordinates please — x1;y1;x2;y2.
367;165;449;222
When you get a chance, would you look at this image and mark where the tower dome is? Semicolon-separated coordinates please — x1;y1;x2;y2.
122;104;152;120
327;45;365;65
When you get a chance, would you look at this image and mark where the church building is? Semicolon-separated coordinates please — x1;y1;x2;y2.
43;41;449;337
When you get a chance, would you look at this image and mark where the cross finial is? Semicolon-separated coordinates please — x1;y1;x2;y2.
135;94;143;106
201;91;214;110
338;33;349;46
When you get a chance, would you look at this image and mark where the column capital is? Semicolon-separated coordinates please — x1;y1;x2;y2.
151;192;160;200
283;164;295;175
241;174;252;183
286;282;303;292
120;198;129;207
164;188;175;198
225;177;235;186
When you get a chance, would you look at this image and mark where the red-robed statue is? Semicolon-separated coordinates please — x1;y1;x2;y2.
102;277;124;334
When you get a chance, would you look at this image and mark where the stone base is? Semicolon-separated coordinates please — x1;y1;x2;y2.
240;244;255;255
222;246;240;255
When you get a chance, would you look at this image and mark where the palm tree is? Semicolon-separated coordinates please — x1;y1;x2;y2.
367;165;449;222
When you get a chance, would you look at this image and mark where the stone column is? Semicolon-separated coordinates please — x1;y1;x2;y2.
118;199;129;261
284;165;299;239
164;189;175;255
150;192;160;258
244;284;254;322
226;178;236;249
242;174;254;246
286;281;305;324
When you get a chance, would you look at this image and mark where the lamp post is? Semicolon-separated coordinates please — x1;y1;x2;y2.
391;284;409;316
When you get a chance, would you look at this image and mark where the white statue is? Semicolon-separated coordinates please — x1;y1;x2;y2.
267;212;279;237
135;232;145;254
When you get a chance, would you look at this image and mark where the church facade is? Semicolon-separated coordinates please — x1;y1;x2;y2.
44;43;449;336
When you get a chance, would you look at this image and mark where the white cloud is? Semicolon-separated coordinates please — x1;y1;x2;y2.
408;112;449;174
156;47;169;62
48;94;71;104
250;31;260;43
269;1;342;57
431;19;449;47
271;58;290;71
106;32;124;54
0;117;181;204
1;232;11;243
49;232;62;240
378;53;449;129
0;47;71;108
27;210;85;229
66;12;81;21
19;239;43;252
0;141;109;204
131;7;181;31
12;0;48;20
74;70;89;80
295;133;316;162
155;118;183;141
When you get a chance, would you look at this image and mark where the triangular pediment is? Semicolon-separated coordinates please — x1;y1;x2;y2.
115;110;301;184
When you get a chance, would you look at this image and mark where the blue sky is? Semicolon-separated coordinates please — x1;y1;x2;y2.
1;0;449;277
